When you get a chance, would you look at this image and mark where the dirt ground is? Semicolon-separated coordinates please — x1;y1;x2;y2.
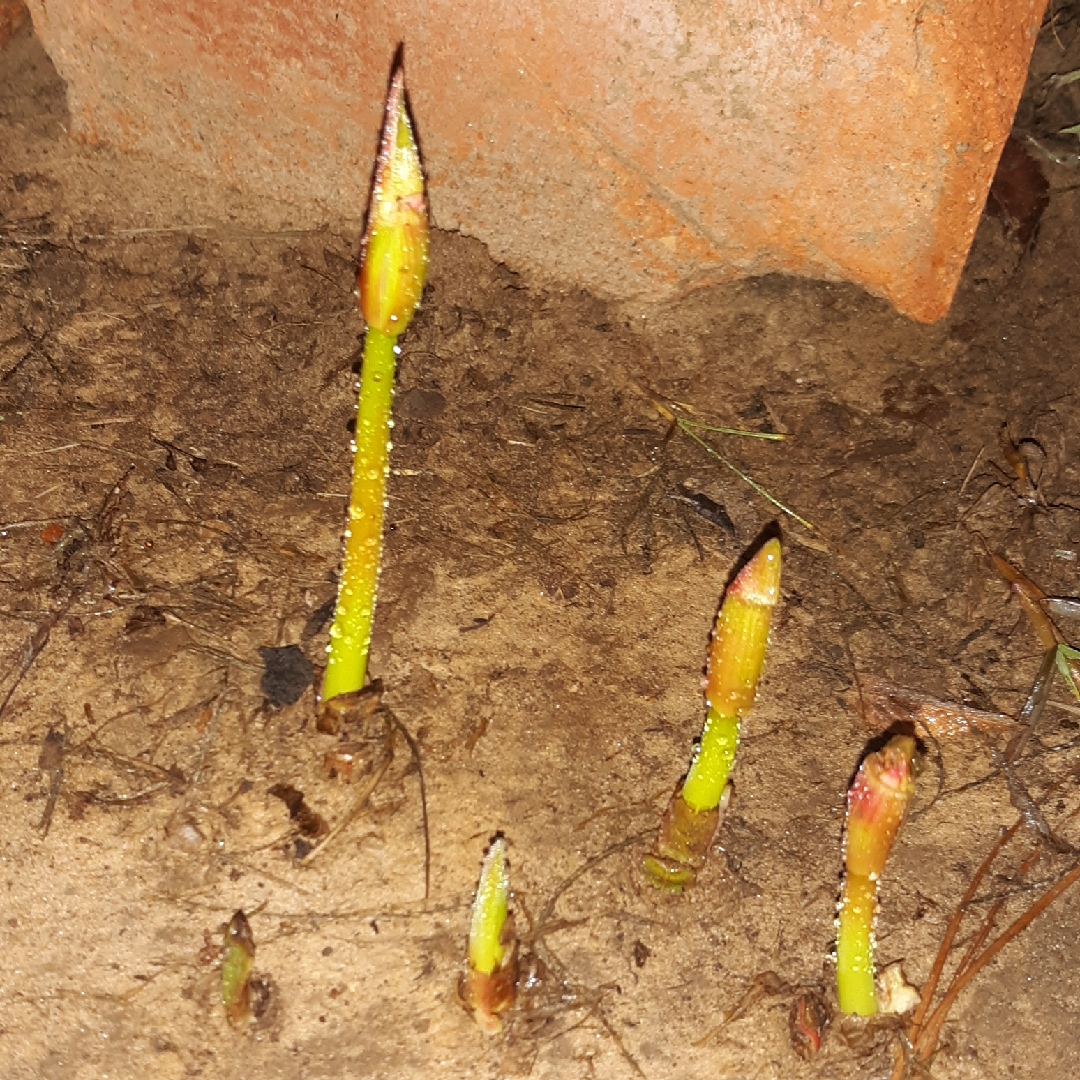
3;16;1080;1080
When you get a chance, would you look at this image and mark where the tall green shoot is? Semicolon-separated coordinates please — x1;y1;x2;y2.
323;60;429;704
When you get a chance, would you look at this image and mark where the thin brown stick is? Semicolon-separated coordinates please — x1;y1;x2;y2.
959;446;985;496
386;708;431;900
1016;588;1064;649
299;753;392;866
538;831;651;930
950;898;1005;985
906;820;1020;1046
0;612;59;721
914;859;1080;1060
1006;647;1058;763
991;555;1063;648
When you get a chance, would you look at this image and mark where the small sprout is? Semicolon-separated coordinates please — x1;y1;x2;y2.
644;537;781;890
686;536;781;809
789;988;830;1060
459;836;518;1032
221;910;256;1027
322;58;429;706
836;735;917;1016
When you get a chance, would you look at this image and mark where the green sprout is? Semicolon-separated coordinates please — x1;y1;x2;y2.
322;59;429;704
644;536;782;891
1052;642;1080;699
459;836;519;1033
836;735;916;1016
221;910;256;1027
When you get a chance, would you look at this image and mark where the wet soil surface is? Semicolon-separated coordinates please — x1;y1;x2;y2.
3;17;1080;1080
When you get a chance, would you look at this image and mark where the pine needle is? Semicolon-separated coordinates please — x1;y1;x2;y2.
675;419;814;531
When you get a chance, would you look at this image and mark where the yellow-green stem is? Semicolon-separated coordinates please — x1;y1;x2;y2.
323;326;397;701
837;873;878;1015
469;838;509;975
221;910;255;1025
836;735;916;1016
681;708;740;812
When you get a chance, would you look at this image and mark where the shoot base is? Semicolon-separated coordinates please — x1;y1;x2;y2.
643;785;730;892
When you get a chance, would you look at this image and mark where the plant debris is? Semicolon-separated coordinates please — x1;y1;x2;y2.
268;783;329;841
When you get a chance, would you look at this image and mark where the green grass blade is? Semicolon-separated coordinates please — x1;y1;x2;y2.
1056;644;1080;701
680;420;786;441
676;420;814;531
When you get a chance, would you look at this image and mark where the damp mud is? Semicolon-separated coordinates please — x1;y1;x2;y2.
3;19;1080;1080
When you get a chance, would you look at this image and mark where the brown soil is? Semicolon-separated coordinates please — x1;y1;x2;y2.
3;17;1080;1080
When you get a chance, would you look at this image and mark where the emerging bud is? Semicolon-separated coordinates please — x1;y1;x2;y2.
679;537;782;814
789;988;830;1060
221;910;256;1027
468;837;509;975
459;836;519;1032
358;64;429;336
845;735;916;880
323;59;428;704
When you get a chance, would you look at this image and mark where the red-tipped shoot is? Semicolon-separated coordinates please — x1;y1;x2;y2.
644;537;781;890
836;735;916;1016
